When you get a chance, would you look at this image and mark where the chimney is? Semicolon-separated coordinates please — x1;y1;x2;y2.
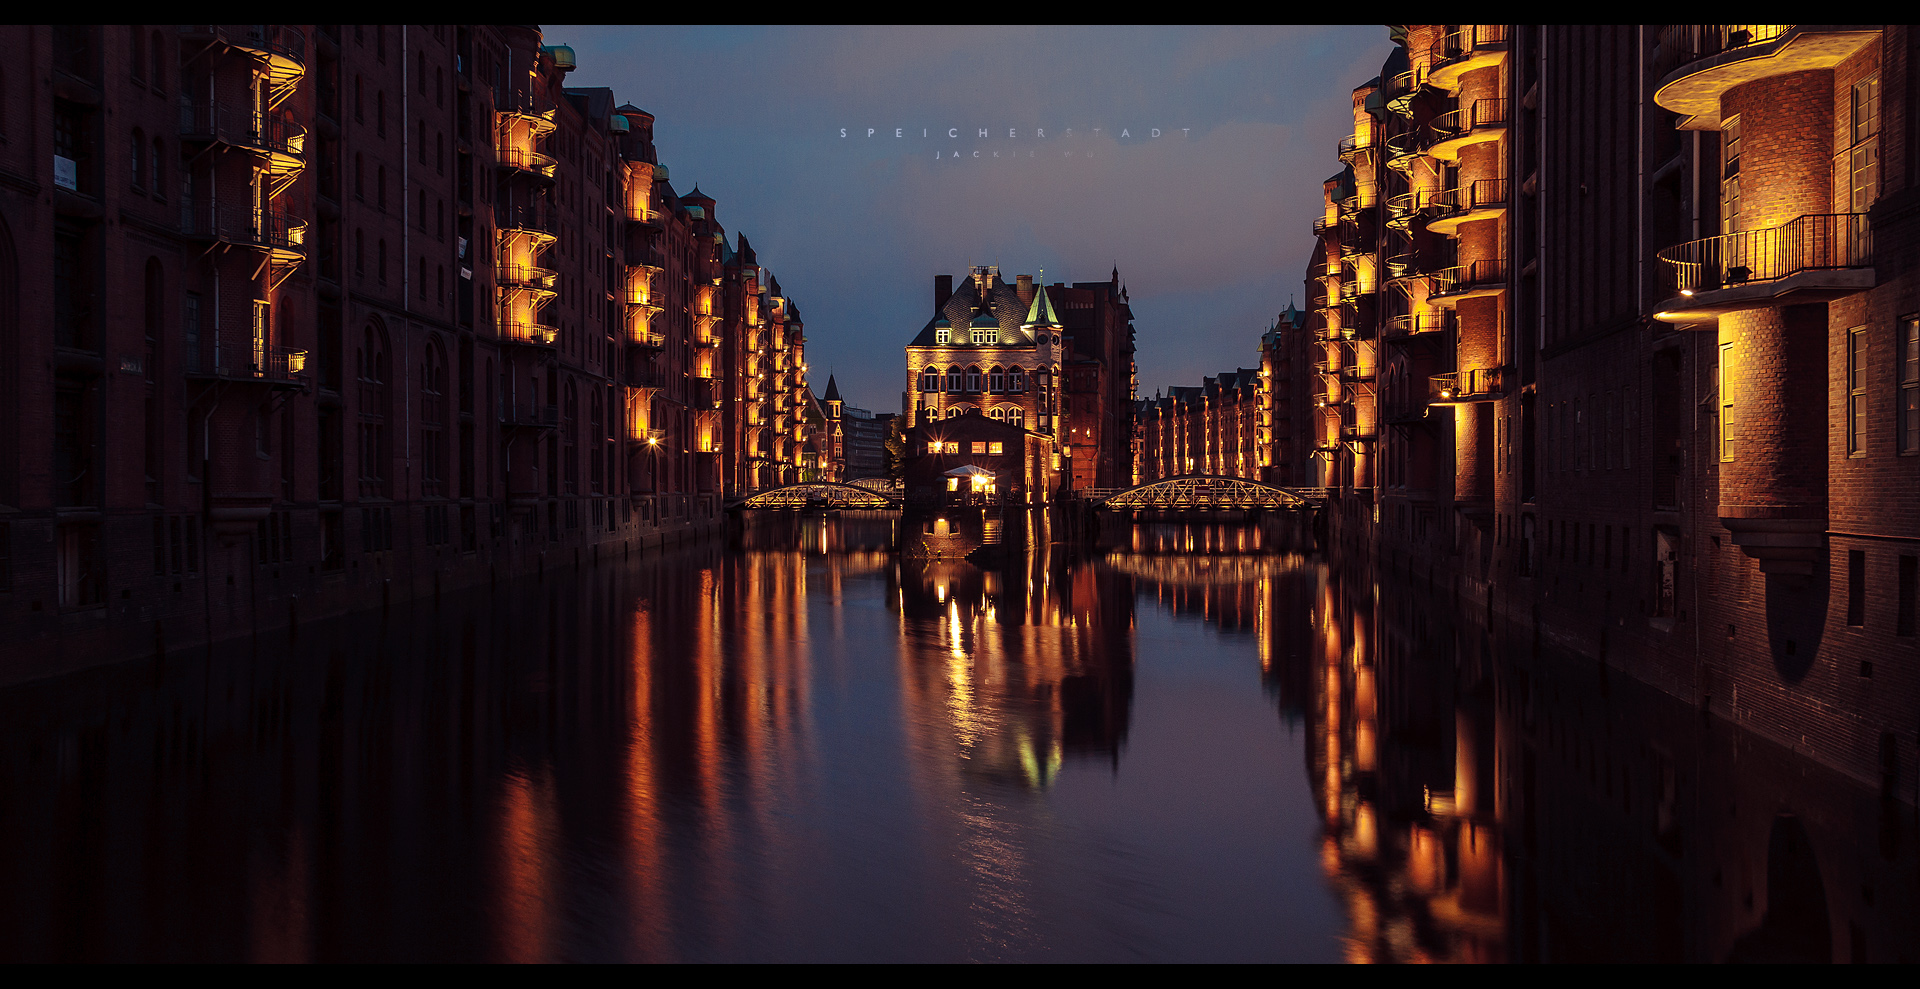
1017;274;1033;305
934;274;953;313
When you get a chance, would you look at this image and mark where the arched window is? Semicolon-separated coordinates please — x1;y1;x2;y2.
989;407;1004;421
1007;407;1025;429
130;25;145;81
946;365;963;392
946;406;962;418
1008;366;1026;392
151;137;163;194
354;228;364;274
989;365;1005;392
376;165;385;209
131;128;144;190
965;365;982;392
920;365;941;392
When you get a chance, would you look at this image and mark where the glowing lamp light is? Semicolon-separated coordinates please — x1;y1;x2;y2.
1680;289;1694;297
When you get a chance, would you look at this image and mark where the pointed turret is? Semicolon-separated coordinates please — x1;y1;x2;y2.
1023;279;1062;329
823;374;841;403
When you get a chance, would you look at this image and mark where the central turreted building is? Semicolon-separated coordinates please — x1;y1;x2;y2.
904;265;1137;489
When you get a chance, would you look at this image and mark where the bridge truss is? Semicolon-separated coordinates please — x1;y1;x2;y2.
1094;475;1323;511
730;482;900;511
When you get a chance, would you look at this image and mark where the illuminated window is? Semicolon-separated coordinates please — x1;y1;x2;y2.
945;441;960;454
934;327;950;345
948;477;959;491
1007;408;1025;429
971;326;994;345
989;441;1004;455
921;366;941;392
971;441;986;455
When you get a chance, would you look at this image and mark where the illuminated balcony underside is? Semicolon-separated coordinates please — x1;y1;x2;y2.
1651;268;1875;324
1655;27;1877;130
497;108;558;138
1425;121;1504;163
1427;202;1506;237
1427;46;1506;92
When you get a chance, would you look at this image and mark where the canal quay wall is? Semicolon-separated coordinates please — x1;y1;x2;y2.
0;504;724;690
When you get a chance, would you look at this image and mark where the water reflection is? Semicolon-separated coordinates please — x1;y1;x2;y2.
1307;560;1920;963
0;516;1910;961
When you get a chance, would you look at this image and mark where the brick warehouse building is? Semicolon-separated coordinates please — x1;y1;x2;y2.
1282;25;1918;820
905;265;1136;491
0;25;813;680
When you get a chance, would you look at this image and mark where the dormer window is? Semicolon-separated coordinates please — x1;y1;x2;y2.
970;327;994;345
935;327;950;344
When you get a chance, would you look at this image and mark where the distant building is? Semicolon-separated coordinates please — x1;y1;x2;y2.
904;265;1136;490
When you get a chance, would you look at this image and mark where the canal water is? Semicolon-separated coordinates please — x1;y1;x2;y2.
0;513;1912;961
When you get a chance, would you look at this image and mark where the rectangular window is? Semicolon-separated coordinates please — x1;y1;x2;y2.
971;441;987;455
1849;326;1868;455
1721;115;1742;236
1719;342;1737;461
1851;76;1880;213
1901;316;1919;454
1898;555;1917;637
1848;550;1867;626
989;441;1004;455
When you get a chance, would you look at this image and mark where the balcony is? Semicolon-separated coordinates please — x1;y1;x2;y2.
1655;25;1876;129
1385;67;1425;117
499;403;560;430
1429;258;1508;305
497;204;556;244
497;262;557;292
229;25;306;100
1652;212;1873;323
1384;131;1424;174
1427;25;1509;91
179;103;307;175
1426;178;1508;236
181;202;306;263
1311;214;1334;237
497;91;557;135
1338;133;1376;164
1385;190;1429;232
1424;99;1507;162
1428;368;1505;404
496;145;558;180
499;319;558;347
183;339;307;387
1383;313;1448;340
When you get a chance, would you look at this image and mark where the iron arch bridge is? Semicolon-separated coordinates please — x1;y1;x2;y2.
727;482;902;511
1091;475;1326;511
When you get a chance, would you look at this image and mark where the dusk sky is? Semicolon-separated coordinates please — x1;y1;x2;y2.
547;25;1387;413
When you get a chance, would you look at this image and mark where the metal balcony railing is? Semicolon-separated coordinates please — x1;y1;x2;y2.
233;25;306;66
1430;258;1508;297
1383;314;1448;339
178;102;306;158
1429;368;1504;402
497;263;557;289
1429;178;1509;219
496;145;558;177
183;338;306;383
1311;215;1333;236
1385;131;1424;171
181;202;306;255
1659;25;1794;71
496;204;555;235
1430;24;1509;71
1338;133;1375;163
1425;98;1508;148
500;319;558;346
1657;212;1871;300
